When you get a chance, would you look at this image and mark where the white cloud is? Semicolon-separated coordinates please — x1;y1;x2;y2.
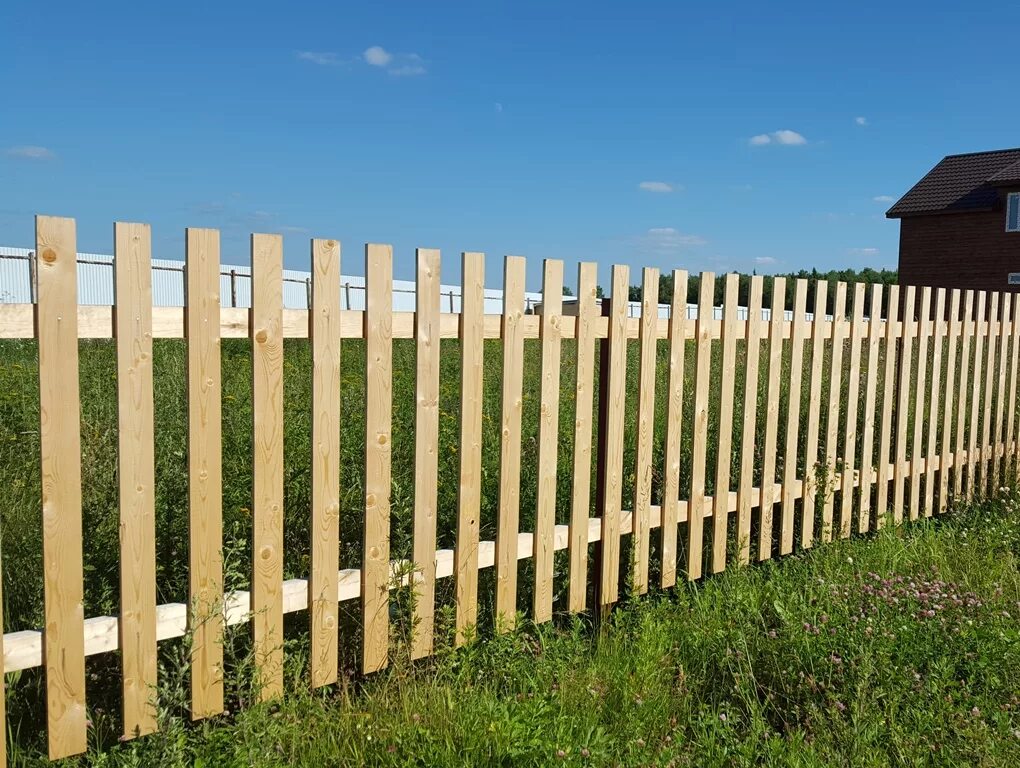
6;145;56;160
855;116;868;126
755;256;777;265
640;227;707;254
638;181;675;193
749;129;807;146
873;195;894;203
848;247;880;257
296;51;340;66
364;46;425;76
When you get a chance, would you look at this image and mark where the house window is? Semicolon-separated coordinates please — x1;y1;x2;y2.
1008;192;1020;232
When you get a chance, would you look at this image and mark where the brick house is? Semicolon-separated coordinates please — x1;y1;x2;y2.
887;148;1020;292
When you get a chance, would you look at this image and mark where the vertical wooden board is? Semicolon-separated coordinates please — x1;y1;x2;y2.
737;277;765;562
0;548;4;767
954;292;975;501
114;222;157;738
455;252;484;643
993;295;1010;490
661;270;689;584
495;256;525;628
821;284;847;542
801;280;827;547
981;294;999;496
534;259;563;622
410;248;440;656
711;274;739;571
599;265;629;605
924;289;946;517
779;280;807;554
939;290;962;513
859;284;883;533
688;272;715;578
251;233;284;700
309;238;342;683
568;262;598;610
838;284;866;538
186;227;224;719
632;268;659;590
876;286;899;526
363;244;393;671
759;278;787;558
893;286;916;524
1008;295;1020;476
967;292;986;500
908;287;931;521
36;215;87;758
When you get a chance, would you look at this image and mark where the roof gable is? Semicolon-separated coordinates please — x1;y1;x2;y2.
886;148;1020;218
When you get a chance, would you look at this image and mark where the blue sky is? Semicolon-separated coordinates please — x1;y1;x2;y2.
2;1;1018;289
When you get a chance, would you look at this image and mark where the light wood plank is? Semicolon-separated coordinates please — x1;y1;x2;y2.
633;268;660;589
455;252;484;643
568;262;598;610
0;544;4;767
981;293;999;496
114;222;158;738
780;280;807;554
37;215;87;758
954;292;975;501
875;286;900;526
759;278;787;557
185;228;224;719
801;280;827;546
689;273;715;578
251;233;284;700
363;244;393;671
967;292;987;500
1008;295;1020;477
908;287;931;521
534;259;563;621
599;265;629;604
821;283;847;541
858;284;883;533
712;274;739;571
309;238;342;683
838;284;865;537
495;256;526;628
410;248;440;657
939;290;962;513
993;294;1010;490
893;286;916;523
924;289;946;517
661;270;689;584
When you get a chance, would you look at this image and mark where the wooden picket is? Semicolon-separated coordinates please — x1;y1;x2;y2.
8;212;1020;763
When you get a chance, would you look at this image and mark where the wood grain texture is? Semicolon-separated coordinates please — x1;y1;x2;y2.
363;244;392;672
821;283;847;541
981;294;999;496
114;222;158;739
633;268;659;589
908;287;930;522
534;259;563;622
993;295;1010;490
661;270;689;585
758;278;786;558
839;284;865;538
893;286;916;523
495;256;525;628
780;280;807;554
712;274;738;571
967;292;986;500
688;272;715;579
568;262;598;610
924;289;946;517
737;277;765;562
797;281;826;547
36;215;87;758
598;265;629;604
309;238;342;683
186;227;224;719
858;284;883;533
411;248;440;656
251;233;284;700
455;252;484;643
954;292;975;501
1007;295;1020;477
939;290;962;513
875;286;899;525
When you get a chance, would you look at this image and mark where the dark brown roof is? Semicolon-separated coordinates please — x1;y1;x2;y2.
886;148;1020;218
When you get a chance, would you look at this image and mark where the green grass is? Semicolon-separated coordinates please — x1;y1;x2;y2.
14;491;1019;766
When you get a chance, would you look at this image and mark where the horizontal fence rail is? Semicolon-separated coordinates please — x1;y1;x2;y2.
0;215;1019;763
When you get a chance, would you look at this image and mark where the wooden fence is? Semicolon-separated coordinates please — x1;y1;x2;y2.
1;214;1019;762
